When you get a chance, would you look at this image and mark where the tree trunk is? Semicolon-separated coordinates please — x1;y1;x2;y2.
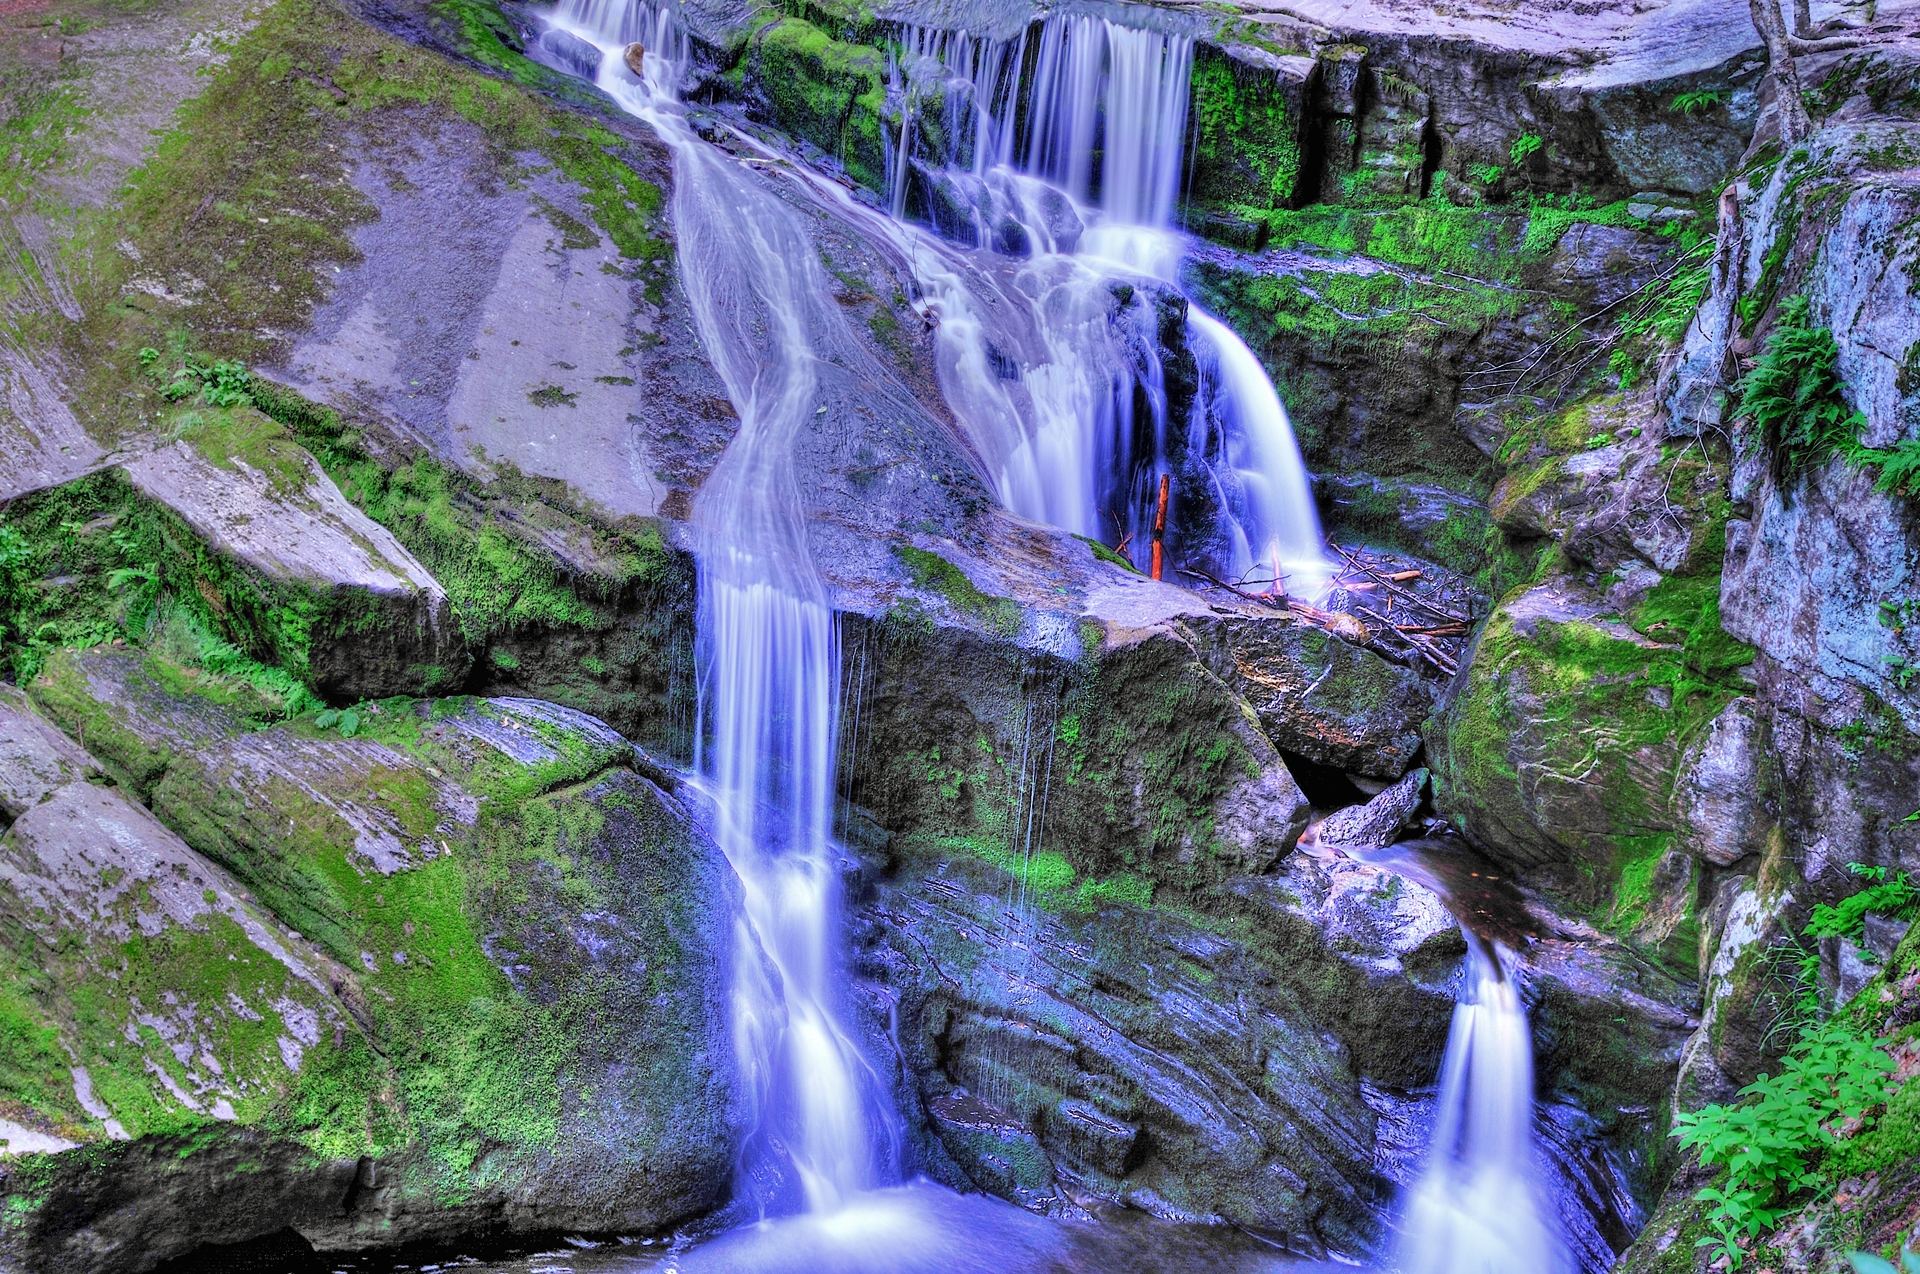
1751;0;1813;144
1792;0;1813;36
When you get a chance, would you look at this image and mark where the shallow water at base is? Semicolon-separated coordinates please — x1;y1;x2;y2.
324;1182;1332;1274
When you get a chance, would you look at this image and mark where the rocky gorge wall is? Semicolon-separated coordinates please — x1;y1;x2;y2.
1;0;1918;1268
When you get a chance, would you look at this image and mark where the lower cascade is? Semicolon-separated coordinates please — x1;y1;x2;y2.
1400;939;1570;1274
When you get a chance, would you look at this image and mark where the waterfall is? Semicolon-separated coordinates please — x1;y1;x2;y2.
1400;937;1570;1274
884;12;1335;597
552;2;896;1216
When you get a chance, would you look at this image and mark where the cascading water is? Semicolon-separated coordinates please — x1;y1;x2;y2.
548;3;895;1217
884;13;1336;597
1399;937;1570;1274
525;6;1578;1271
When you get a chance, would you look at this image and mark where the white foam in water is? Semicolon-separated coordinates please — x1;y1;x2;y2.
1398;940;1570;1274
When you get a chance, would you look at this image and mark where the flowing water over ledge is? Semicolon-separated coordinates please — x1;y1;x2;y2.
484;5;1599;1272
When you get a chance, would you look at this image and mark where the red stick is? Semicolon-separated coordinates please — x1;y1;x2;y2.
1151;473;1169;581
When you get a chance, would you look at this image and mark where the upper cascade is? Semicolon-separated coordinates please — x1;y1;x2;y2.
887;9;1336;598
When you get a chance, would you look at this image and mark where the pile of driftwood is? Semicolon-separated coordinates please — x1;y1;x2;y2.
1178;543;1474;678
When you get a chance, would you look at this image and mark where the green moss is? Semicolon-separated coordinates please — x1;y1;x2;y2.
741;18;889;192
1072;534;1141;574
893;545;1021;639
1187;49;1300;212
0;976;83;1133
1629;572;1756;681
0;470;325;712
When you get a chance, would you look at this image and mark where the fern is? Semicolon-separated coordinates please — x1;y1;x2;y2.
1737;297;1866;494
1804;863;1920;945
1866;438;1920;499
1672;89;1727;115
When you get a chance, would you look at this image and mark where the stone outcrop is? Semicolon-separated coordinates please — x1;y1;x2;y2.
0;648;737;1269
122;420;464;702
859;837;1464;1256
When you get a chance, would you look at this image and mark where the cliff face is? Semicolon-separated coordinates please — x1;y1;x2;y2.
2;0;1918;1266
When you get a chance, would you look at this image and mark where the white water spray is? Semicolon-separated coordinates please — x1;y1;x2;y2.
1399;939;1569;1274
551;1;894;1215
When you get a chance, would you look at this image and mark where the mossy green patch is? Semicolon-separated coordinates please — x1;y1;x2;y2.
0;469;323;714
737;17;889;192
893;545;1021;639
1188;48;1301;213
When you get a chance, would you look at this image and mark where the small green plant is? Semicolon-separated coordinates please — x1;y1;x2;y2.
1674;1016;1896;1270
1468;162;1505;185
314;706;364;737
1804;863;1920;945
141;347;255;408
527;384;578;408
1737;297;1866;493
1509;133;1544;165
1880;599;1920;631
1672;89;1727;115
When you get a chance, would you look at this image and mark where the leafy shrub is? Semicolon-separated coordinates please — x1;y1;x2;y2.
1674;1017;1896;1269
139;347;254;408
1805;863;1920;946
1509;133;1544;164
1737;297;1866;492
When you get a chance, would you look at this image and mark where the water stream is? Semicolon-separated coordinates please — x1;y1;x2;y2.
1398;940;1571;1274
532;4;1574;1270
575;12;896;1217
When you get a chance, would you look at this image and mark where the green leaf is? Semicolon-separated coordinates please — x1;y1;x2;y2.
339;708;359;738
1850;1253;1899;1274
315;709;340;729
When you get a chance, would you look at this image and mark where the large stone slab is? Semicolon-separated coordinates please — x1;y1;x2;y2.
120;416;466;701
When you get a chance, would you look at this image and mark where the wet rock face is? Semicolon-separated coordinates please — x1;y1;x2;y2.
3;648;737;1268
857;847;1463;1258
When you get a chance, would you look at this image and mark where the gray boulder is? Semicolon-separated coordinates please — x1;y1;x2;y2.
1318;767;1429;851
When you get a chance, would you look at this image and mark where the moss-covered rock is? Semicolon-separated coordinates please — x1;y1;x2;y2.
1187;44;1310;218
730;16;890;192
1428;579;1752;967
2;647;735;1267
